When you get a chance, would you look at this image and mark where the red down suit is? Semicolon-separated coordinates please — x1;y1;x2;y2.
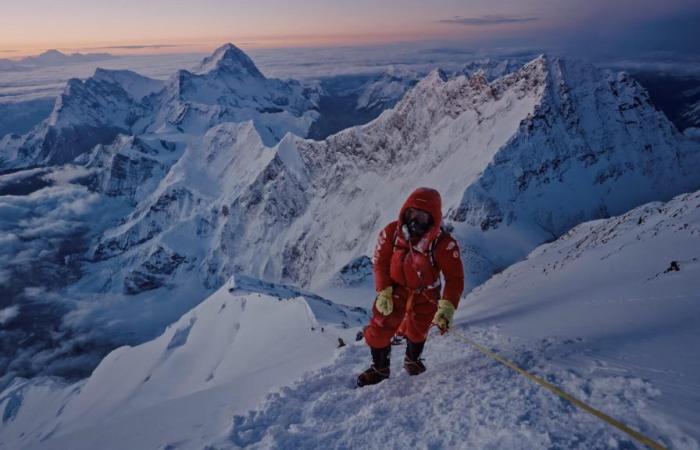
364;187;465;348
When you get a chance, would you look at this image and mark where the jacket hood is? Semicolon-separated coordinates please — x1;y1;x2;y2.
398;187;442;248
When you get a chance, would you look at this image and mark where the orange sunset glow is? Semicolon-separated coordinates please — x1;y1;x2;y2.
1;0;577;58
4;0;699;58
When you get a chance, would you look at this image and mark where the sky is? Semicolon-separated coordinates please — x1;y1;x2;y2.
1;0;699;58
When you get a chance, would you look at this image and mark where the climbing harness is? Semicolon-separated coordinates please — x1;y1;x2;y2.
399;223;443;316
447;328;667;450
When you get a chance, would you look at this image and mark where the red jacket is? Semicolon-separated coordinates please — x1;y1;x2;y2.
371;187;465;308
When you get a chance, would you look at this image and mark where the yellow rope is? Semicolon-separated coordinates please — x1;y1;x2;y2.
448;329;667;450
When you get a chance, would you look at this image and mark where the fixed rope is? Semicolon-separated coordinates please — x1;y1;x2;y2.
448;328;667;450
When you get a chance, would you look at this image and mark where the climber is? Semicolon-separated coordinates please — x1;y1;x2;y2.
357;187;464;387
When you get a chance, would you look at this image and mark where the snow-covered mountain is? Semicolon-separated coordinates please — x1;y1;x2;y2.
447;61;700;288
145;44;319;144
1;47;699;407
335;58;523;119
0;68;163;166
22;49;114;67
0;50;114;72
79;134;178;203
0;43;320;168
93;55;699;303
454;57;524;80
309;59;527;140
3;190;698;449
355;67;419;113
0;276;367;450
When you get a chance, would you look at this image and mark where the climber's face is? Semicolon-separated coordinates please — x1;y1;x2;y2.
404;207;432;238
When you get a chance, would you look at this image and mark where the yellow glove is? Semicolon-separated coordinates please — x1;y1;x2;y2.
374;286;393;316
432;299;455;331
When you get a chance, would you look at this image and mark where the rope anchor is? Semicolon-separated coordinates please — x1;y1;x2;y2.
448;329;667;450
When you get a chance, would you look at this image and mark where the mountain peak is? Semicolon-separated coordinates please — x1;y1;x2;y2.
40;49;64;56
196;43;264;79
35;49;68;62
410;68;447;91
427;68;448;82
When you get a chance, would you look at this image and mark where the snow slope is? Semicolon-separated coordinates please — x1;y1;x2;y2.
206;190;700;450
213;327;694;450
3;191;699;450
461;189;700;440
0;276;367;450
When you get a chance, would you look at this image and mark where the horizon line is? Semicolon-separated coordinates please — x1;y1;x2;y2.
0;32;481;60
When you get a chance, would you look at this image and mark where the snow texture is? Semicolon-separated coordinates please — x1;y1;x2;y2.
206;191;700;450
2;191;699;449
0;278;367;450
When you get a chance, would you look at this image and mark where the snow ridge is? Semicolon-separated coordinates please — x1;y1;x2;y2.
0;277;367;450
196;43;265;79
207;189;700;450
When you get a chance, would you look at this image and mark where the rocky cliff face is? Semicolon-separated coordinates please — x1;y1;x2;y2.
447;57;700;285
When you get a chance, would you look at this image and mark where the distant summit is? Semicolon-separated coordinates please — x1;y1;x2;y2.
0;49;113;71
196;43;264;78
33;49;67;63
27;49;113;65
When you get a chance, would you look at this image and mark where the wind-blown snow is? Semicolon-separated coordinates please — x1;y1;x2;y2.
213;327;694;450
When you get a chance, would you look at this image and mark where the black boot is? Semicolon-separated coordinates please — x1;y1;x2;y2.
357;346;391;387
404;339;426;376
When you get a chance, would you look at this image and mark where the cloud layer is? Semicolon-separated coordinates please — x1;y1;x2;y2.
438;15;539;26
0;166;121;388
